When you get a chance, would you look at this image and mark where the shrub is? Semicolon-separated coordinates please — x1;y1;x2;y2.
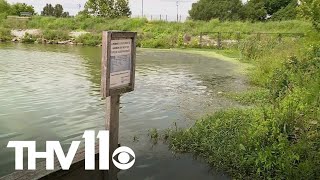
21;32;37;43
0;27;12;41
75;33;101;46
42;29;70;41
169;37;320;180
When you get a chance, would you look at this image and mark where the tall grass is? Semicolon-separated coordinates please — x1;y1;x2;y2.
169;27;320;179
0;16;315;48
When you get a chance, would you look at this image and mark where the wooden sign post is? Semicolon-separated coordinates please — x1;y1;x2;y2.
101;31;137;180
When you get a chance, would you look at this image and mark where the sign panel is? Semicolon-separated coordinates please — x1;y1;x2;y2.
110;39;132;88
101;31;136;98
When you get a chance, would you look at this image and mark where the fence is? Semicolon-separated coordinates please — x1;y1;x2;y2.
130;14;188;22
199;32;305;49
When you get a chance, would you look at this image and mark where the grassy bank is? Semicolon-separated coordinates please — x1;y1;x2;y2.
0;16;316;47
168;29;320;179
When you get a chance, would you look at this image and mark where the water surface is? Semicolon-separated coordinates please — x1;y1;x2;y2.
0;44;248;179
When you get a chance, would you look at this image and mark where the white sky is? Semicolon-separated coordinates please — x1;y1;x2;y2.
7;0;198;17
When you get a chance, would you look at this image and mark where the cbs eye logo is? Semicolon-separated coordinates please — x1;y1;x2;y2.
112;146;135;170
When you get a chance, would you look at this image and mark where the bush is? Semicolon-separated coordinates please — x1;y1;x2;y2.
21;32;37;43
42;29;70;41
169;38;320;179
75;33;101;46
0;27;12;41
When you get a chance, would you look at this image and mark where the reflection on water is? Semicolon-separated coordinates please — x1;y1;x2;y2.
0;44;248;179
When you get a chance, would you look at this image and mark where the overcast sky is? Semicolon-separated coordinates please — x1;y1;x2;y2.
7;0;198;18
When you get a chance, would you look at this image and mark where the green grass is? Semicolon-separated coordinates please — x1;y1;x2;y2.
224;88;270;105
168;34;320;179
0;27;12;41
0;15;316;48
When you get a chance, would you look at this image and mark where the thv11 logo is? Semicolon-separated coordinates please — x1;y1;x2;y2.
7;130;135;170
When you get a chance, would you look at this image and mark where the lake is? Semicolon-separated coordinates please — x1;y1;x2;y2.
0;43;248;179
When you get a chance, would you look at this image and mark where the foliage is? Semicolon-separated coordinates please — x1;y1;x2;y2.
53;4;63;17
189;0;298;21
298;0;320;31
0;27;12;41
271;1;298;20
41;3;69;18
84;0;131;18
114;0;131;17
41;4;54;16
75;33;101;46
264;0;293;15
11;3;35;16
169;44;320;179
224;88;270;105
0;0;11;15
42;29;70;41
242;0;268;21
166;19;320;178
189;0;243;21
21;33;37;43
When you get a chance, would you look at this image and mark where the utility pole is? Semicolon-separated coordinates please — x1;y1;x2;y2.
142;0;144;17
176;0;179;22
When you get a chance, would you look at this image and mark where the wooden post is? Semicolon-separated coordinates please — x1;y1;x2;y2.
106;95;120;180
237;32;241;43
166;15;168;21
199;32;203;48
257;33;261;41
160;14;162;20
278;33;282;42
101;31;136;180
217;32;222;49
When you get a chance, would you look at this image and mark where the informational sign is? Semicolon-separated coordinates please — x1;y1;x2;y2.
101;31;136;98
110;39;132;88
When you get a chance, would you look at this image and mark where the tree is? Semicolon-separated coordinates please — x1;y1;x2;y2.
54;4;64;17
11;3;35;16
189;0;243;21
264;0;293;15
41;4;55;16
0;0;12;15
298;0;320;31
84;0;115;17
243;0;268;21
271;1;298;20
84;0;131;18
114;0;131;17
62;12;70;18
41;3;69;17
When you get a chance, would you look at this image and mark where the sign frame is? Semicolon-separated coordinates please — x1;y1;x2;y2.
101;31;137;98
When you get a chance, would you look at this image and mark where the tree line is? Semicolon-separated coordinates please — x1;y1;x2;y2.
41;4;69;18
189;0;320;28
80;0;131;18
0;0;70;17
0;0;35;16
0;0;131;18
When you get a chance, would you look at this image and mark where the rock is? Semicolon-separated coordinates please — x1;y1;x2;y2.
11;38;19;42
183;34;192;43
58;41;68;44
